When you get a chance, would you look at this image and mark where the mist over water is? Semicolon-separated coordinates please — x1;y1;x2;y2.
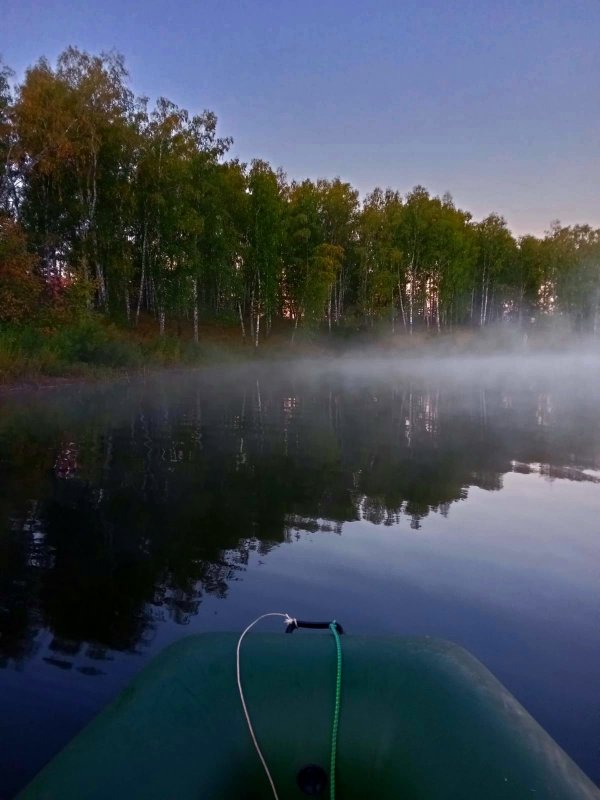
1;351;599;794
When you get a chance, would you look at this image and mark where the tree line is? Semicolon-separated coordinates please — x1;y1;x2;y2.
1;48;599;343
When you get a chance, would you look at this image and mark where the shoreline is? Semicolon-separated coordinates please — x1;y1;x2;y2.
1;312;598;396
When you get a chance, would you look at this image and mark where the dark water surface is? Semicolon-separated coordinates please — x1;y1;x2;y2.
1;355;599;796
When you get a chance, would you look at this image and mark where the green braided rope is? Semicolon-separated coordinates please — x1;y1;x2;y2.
329;622;342;800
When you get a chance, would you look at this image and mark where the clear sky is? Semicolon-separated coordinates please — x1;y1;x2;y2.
2;0;599;235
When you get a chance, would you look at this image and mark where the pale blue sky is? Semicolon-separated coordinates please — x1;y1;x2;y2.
2;0;599;235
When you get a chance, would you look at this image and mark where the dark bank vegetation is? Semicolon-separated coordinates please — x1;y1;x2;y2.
1;48;599;380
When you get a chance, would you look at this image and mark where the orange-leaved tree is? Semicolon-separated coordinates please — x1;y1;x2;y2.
0;215;40;323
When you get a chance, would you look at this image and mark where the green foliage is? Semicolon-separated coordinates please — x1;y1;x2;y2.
0;318;143;381
304;243;344;322
52;319;141;366
143;333;182;364
548;225;600;328
0;59;16;213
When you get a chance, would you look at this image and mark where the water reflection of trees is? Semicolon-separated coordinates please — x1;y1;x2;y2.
0;371;599;665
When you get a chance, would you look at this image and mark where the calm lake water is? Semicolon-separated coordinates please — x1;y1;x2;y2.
1;354;599;796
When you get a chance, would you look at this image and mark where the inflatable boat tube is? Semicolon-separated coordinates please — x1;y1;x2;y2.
17;634;600;799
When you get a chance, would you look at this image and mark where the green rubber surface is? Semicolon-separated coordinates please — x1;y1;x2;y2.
18;634;600;799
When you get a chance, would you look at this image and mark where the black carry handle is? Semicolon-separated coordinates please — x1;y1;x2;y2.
285;619;344;635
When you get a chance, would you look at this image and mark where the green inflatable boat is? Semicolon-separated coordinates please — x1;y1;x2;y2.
17;632;599;799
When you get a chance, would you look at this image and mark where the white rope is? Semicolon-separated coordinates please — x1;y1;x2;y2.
236;612;295;800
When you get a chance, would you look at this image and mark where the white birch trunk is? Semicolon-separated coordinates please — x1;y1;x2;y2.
136;223;147;324
398;283;407;331
238;302;246;341
192;278;199;343
480;265;486;327
409;269;414;336
254;309;260;348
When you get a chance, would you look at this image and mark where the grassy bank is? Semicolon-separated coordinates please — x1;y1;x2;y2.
0;313;593;388
0;316;243;386
0;314;342;386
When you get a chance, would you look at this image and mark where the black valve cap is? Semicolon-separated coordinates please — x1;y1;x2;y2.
297;764;328;796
